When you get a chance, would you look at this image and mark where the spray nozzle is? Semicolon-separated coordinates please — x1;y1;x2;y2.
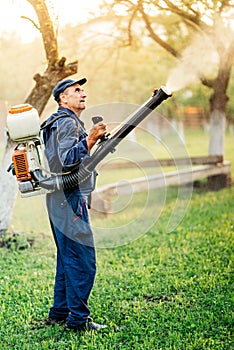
152;86;172;98
160;85;172;96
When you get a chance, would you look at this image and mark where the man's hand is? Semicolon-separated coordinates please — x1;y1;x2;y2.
86;122;107;152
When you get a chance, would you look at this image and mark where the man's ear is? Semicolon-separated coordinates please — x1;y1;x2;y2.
60;93;67;104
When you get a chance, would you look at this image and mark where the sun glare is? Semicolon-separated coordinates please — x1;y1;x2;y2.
0;0;102;43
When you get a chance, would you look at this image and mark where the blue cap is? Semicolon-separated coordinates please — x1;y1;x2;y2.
52;78;87;102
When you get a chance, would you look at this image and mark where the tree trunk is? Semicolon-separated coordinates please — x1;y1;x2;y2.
0;0;79;234
208;76;228;156
207;83;230;190
208;109;226;156
0;61;78;234
0;136;18;233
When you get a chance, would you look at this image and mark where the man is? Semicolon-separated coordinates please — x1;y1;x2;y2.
42;78;107;332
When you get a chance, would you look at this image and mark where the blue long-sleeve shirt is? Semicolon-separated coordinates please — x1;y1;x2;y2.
43;107;89;174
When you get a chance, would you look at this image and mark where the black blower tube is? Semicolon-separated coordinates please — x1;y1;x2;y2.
37;86;172;191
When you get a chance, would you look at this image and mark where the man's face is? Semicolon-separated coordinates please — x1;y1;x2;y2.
60;83;87;115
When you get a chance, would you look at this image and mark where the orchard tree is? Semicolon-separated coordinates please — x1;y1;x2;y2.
102;0;234;156
0;0;79;233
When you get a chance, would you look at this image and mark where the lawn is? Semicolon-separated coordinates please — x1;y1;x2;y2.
0;129;233;349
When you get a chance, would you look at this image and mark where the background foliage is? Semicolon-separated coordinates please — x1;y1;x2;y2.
1;24;234;123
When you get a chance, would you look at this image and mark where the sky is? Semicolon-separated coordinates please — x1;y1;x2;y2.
0;0;103;42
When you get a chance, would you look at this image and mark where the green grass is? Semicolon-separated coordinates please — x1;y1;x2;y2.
0;129;233;349
0;188;233;349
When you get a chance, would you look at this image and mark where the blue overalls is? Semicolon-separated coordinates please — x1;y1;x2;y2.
42;107;96;327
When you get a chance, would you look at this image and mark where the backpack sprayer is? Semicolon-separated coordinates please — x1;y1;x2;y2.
7;86;172;197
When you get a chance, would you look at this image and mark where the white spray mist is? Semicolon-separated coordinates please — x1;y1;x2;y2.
166;33;219;93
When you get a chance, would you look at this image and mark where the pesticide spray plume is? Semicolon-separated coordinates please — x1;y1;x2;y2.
165;33;219;93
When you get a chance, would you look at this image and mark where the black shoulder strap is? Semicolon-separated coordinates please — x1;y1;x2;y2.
40;113;80;130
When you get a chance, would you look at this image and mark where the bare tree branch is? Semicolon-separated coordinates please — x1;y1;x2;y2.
21;15;40;31
126;5;139;46
138;1;181;58
162;0;210;32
